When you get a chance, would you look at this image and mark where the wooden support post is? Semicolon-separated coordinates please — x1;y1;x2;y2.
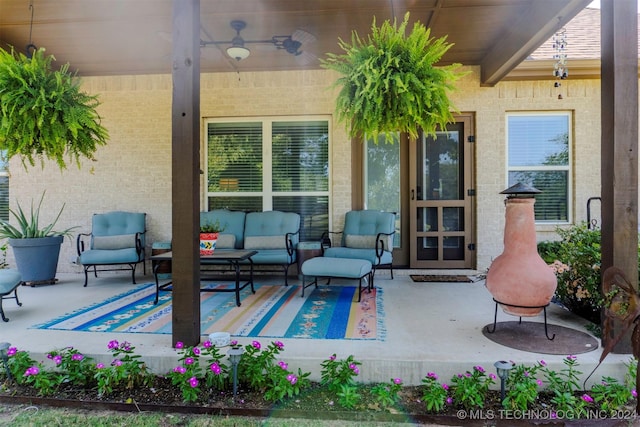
171;0;201;346
600;0;638;354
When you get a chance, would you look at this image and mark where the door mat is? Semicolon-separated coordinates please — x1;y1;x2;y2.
410;275;478;283
482;321;598;355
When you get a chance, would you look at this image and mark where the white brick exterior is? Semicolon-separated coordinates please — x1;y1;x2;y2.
7;66;602;273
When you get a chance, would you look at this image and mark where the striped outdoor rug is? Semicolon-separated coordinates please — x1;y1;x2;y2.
33;283;385;340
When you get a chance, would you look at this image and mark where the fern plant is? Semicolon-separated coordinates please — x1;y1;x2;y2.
0;46;109;169
321;12;466;140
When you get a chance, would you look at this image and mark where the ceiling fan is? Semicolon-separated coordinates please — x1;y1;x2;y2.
200;20;316;62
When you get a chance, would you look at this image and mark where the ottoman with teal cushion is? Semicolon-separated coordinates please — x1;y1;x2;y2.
300;257;372;301
0;269;23;322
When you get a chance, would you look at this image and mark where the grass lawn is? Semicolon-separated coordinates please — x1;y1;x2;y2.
0;404;426;426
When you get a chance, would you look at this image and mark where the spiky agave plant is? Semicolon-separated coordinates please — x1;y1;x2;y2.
0;192;76;239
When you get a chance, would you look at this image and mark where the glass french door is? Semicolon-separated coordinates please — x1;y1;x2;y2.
409;115;475;268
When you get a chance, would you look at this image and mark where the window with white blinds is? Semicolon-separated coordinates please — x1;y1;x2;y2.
206;118;330;240
507;112;571;223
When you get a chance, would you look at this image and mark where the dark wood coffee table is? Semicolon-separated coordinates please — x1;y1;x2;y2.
150;250;257;306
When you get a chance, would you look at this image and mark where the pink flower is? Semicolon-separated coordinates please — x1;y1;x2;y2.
274;341;284;350
112;359;123;367
210;363;221;375
252;340;261;350
287;374;297;385
536;379;543;386
188;376;199;388
393;378;402;385
278;361;288;370
72;353;84;361
489;373;496;380
446;397;453;405
175;341;184;349
121;341;131;351
173;366;186;374
474;365;485;373
96;363;105;369
107;340;119;349
184;357;194;365
192;347;201;356
566;355;577;361
633;389;638;398
582;394;593;403
539;359;547;366
7;347;16;357
203;341;212;348
426;372;438;380
53;355;62;365
24;366;39;376
329;354;336;361
442;383;449;390
230;340;238;347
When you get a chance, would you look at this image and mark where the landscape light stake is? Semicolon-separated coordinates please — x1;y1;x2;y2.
228;346;244;397
494;360;513;401
0;342;11;379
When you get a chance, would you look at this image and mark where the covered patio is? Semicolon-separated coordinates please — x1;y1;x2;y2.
0;270;628;387
0;0;638;381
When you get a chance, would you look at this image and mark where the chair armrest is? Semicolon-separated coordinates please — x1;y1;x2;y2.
76;233;92;256
285;229;300;257
320;230;342;255
375;231;395;258
135;231;145;259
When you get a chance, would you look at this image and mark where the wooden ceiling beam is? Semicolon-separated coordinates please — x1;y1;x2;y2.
480;0;592;86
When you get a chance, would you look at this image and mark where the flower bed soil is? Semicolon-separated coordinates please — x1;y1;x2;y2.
0;378;634;426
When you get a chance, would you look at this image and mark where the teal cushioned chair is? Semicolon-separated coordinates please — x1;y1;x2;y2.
322;210;395;283
244;211;300;286
77;211;146;287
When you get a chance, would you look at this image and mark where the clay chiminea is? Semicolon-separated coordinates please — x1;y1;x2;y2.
486;183;557;316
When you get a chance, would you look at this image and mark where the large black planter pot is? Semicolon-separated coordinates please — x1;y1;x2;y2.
8;235;63;283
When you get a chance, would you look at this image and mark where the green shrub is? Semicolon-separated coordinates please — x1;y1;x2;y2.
538;222;640;325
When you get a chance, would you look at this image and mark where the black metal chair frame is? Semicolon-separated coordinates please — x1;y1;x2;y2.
76;231;146;287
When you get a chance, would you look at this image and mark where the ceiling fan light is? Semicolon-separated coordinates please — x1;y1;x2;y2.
227;45;250;61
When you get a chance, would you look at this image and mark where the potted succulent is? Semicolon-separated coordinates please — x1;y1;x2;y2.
0;192;76;284
199;220;224;256
321;12;467;140
0;46;108;169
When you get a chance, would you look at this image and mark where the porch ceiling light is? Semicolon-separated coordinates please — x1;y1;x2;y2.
226;42;250;61
225;20;251;61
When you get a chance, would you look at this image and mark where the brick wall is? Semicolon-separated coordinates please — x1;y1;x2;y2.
7;67;602;273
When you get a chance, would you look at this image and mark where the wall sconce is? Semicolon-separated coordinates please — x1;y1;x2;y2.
0;342;11;379
494;360;514;401
228;346;244;397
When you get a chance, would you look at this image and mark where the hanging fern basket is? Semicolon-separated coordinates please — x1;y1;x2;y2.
0;47;109;169
321;12;467;141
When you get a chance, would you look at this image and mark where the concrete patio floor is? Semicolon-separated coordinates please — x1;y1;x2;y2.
0;268;631;387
